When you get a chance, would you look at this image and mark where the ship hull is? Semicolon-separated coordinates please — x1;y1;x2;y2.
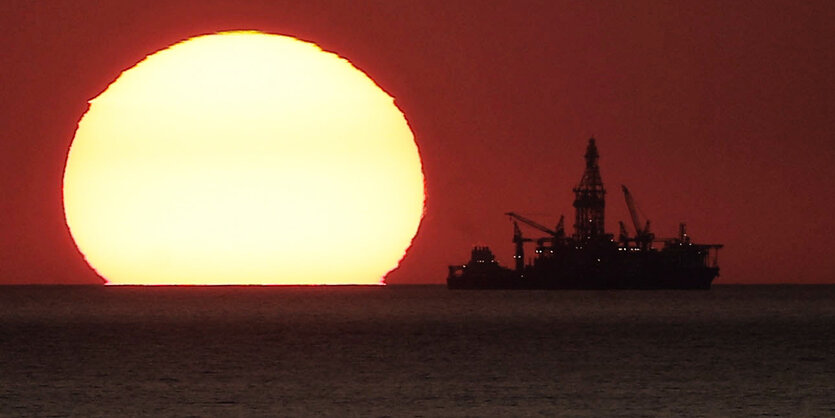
447;267;718;290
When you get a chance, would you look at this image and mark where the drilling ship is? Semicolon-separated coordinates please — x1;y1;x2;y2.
447;138;723;290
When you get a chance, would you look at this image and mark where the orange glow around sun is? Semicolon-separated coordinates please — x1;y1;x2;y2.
63;31;425;285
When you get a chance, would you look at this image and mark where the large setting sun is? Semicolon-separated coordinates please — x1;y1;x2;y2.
63;31;425;285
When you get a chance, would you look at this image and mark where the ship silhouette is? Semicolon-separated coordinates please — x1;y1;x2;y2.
447;138;723;290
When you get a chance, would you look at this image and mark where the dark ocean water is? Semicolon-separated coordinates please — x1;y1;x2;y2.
1;285;833;417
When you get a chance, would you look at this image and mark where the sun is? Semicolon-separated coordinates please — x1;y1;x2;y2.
63;31;425;285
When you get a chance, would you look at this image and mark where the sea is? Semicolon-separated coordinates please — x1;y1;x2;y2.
1;285;833;417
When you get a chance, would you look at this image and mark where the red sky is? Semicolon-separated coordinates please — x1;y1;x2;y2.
1;0;833;284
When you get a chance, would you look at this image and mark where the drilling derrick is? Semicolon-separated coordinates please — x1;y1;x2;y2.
572;138;606;242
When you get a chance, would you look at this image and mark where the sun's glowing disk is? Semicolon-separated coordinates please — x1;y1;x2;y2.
63;32;425;285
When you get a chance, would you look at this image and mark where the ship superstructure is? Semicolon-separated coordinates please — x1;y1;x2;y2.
447;138;723;290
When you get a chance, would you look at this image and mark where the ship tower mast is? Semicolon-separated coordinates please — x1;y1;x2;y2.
572;138;606;242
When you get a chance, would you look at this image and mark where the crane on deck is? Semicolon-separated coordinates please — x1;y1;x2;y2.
511;222;532;272
505;212;564;237
505;212;566;272
621;185;655;249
